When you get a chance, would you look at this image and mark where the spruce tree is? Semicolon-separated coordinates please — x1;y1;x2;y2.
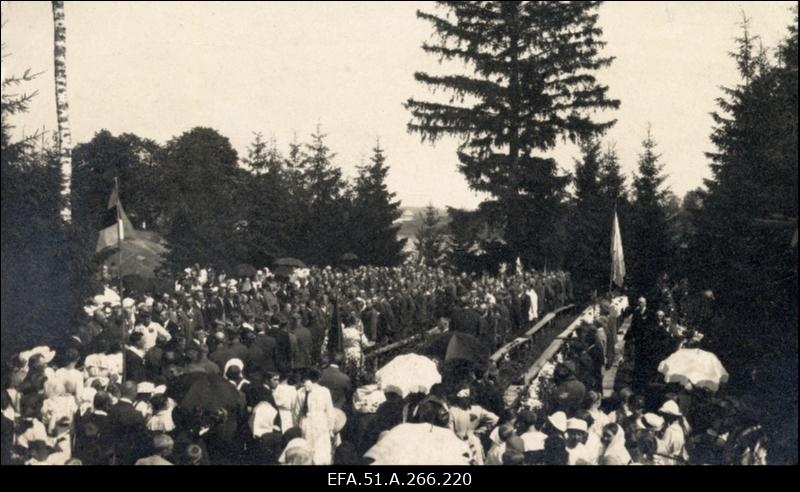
298;125;349;265
405;1;619;267
350;141;406;266
566;138;607;295
688;13;798;462
240;132;292;263
628;126;674;296
414;204;448;267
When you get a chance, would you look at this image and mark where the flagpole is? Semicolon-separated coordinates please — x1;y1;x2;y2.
116;176;126;384
609;203;616;297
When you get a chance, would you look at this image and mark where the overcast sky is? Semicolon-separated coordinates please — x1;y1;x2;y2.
1;1;795;209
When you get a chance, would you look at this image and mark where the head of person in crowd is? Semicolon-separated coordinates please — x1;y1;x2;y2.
93;391;111;413
544;411;568;438
224;359;245;383
628;428;658;463
416;395;451;428
565;418;588;449
129;332;146;352
658;400;683;428
152;433;174;459
121;381;138;402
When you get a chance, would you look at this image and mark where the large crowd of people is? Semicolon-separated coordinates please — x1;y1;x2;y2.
2;263;578;465
1;261;768;466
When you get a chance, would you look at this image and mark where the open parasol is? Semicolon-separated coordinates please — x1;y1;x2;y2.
658;348;729;392
375;353;441;398
364;423;471;465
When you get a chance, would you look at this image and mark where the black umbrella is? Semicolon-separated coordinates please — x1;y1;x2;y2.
273;265;295;279
425;332;490;368
234;263;257;278
122;274;150;295
274;257;306;268
340;252;359;262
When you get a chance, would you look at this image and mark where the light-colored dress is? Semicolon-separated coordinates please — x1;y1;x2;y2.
342;323;372;379
655;422;688;465
293;384;336;465
273;383;298;432
147;410;176;433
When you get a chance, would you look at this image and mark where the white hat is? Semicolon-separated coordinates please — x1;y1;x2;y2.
224;358;244;374
642;413;665;429
20;346;56;365
153;385;167;395
122;298;135;309
566;418;588;433
659;400;682;417
456;388;471;398
137;382;155;394
242;322;254;332
547;411;568;433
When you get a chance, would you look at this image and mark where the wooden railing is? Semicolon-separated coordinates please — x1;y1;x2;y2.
489;304;576;365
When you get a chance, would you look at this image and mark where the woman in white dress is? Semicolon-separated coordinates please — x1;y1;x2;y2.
341;311;374;382
273;373;298;432
293;369;336;465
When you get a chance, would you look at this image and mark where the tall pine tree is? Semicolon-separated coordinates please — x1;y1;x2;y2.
687;13;797;461
628;126;674;296
405;1;619;268
297;125;349;265
566;138;608;295
350;141;406;266
415;204;449;267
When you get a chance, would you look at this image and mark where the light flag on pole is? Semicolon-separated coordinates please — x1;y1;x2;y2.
611;210;626;288
95;180;135;252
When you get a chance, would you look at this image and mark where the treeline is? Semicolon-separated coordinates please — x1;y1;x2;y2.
69;125;407;271
2;105;406;355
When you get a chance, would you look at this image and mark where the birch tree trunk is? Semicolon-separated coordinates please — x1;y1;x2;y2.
52;0;72;223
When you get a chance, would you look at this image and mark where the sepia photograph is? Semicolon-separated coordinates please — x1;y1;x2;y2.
0;1;797;470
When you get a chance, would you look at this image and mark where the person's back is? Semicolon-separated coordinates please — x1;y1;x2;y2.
554;377;586;417
292;325;313;369
108;384;147;464
318;364;352;409
450;306;481;337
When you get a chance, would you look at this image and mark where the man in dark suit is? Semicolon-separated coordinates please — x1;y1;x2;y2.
318;355;353;410
361;303;380;342
247;322;279;377
449;297;482;337
75;392;114;465
124;332;148;383
624;296;655;393
107;381;147;465
291;317;313;371
269;314;295;375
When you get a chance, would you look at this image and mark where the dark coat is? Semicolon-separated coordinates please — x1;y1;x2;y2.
107;400;147;465
318;365;353;410
292;325;313;370
361;308;379;342
553;377;587;418
450;306;482;337
247;333;278;374
124;349;147;383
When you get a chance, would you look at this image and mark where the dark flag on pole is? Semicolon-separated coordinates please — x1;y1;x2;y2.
610;210;626;288
96;180;135;252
